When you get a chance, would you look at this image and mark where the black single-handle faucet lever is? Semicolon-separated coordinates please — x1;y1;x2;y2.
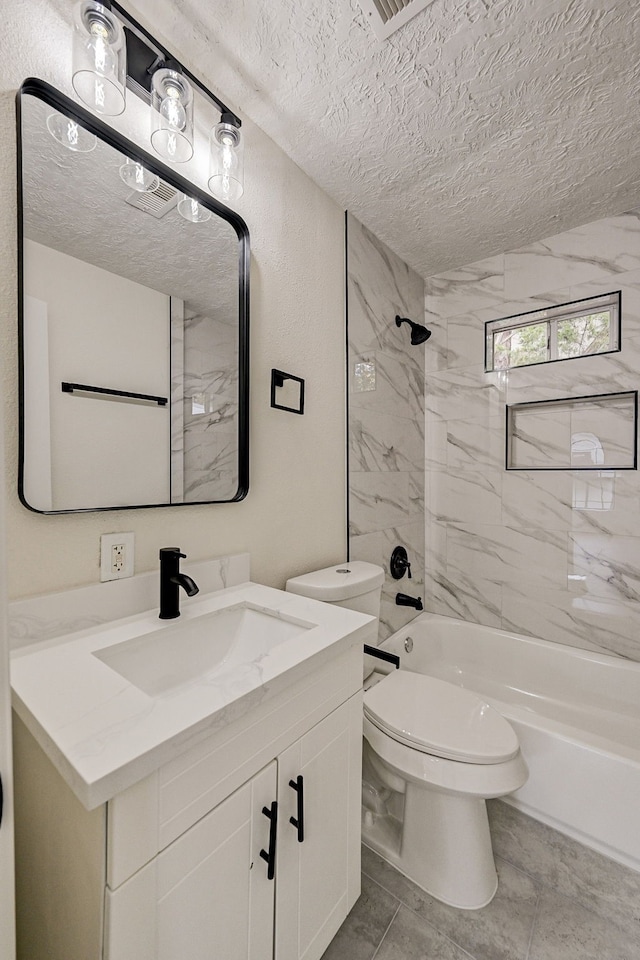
159;547;200;619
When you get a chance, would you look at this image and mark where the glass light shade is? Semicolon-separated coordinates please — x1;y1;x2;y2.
118;157;159;193
150;68;194;163
72;1;126;116
177;194;212;223
208;120;244;202
46;112;97;152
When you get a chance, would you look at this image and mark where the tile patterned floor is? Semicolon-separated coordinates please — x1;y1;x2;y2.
321;845;640;960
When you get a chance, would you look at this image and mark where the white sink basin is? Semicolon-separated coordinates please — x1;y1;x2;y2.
11;581;374;808
93;602;314;696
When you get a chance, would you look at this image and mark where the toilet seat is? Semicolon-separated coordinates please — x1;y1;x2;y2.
363;715;528;799
363;671;519;764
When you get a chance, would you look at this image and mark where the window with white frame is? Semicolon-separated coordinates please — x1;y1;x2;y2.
485;292;621;372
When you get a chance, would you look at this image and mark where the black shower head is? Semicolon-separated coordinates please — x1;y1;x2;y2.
395;315;432;345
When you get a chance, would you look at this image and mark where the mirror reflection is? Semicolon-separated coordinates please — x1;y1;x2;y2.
19;85;248;512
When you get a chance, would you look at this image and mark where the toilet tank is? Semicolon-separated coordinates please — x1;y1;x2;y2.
285;561;384;646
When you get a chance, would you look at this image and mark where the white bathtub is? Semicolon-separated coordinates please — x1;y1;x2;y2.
377;612;640;873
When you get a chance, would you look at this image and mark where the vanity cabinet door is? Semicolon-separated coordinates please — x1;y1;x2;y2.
105;761;277;960
274;694;362;960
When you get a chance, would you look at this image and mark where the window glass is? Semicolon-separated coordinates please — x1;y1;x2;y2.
485;293;620;372
493;322;547;369
556;311;611;359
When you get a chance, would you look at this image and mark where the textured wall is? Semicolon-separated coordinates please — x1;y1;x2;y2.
424;208;640;660
0;1;346;598
347;214;425;640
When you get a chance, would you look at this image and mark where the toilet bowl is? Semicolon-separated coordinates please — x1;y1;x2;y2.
362;670;527;908
285;562;527;909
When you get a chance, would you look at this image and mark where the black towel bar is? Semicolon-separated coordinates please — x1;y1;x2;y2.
61;381;168;405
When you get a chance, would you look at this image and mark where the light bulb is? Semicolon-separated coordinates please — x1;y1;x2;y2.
209;119;244;202
150;68;194;163
160;94;187;132
46;112;97;153
87;25;115;75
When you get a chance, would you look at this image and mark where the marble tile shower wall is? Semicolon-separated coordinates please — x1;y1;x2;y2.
423;208;640;660
346;214;425;640
180;313;238;502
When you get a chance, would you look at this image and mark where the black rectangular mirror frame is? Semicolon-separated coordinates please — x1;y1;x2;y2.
16;78;250;514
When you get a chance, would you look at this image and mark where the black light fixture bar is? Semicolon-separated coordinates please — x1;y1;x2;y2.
108;0;241;127
61;382;168;406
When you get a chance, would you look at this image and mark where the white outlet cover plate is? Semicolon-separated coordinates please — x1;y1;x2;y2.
100;532;135;582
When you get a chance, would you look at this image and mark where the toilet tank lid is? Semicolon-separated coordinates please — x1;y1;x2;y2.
285;561;384;601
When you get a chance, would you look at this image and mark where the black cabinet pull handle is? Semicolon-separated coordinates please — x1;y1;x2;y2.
259;801;278;880
289;775;304;843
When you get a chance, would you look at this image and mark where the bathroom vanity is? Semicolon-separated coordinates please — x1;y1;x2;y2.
11;581;371;960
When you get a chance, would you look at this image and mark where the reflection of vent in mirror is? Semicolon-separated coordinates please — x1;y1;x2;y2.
358;0;436;41
125;180;178;218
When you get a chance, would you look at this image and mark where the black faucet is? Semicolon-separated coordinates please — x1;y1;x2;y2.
396;592;423;611
159;547;200;619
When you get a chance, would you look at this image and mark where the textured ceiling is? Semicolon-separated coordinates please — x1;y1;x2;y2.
143;0;640;277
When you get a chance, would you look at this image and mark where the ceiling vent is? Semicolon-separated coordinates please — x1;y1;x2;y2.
358;0;437;40
124;180;179;218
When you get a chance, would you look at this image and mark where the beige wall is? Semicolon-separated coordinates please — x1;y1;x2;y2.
0;1;347;599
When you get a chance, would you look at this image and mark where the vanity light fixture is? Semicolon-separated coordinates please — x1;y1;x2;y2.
66;0;244;199
176;194;212;223
118;156;159;192
72;1;126;116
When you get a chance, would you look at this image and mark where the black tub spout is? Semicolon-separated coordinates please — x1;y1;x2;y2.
395;593;423;611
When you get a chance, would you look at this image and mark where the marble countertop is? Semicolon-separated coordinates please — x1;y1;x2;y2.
11;581;373;809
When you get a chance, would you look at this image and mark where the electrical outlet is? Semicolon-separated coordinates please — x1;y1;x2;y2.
100;532;135;582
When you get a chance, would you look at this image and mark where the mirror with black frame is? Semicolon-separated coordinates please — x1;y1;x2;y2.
18;80;249;513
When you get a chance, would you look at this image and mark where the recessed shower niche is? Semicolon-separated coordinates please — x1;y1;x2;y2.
18;80;249;513
506;391;638;471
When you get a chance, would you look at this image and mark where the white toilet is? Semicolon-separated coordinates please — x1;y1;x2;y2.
286;561;528;910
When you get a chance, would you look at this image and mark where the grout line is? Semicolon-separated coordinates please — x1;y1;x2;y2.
524;889;542;960
370;903;401;960
362;866;481;960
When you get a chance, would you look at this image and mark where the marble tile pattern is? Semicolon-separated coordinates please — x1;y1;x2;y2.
347;214;425;640
423;207;640;660
8;553;251;650
170;298;185;502
322;825;640;960
180;313;239;502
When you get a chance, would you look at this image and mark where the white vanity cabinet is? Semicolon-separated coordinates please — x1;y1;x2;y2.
13;643;363;960
105;696;360;960
105;761;278;960
275;701;358;960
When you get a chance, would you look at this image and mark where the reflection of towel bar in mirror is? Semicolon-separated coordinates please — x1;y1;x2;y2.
61;382;168;406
